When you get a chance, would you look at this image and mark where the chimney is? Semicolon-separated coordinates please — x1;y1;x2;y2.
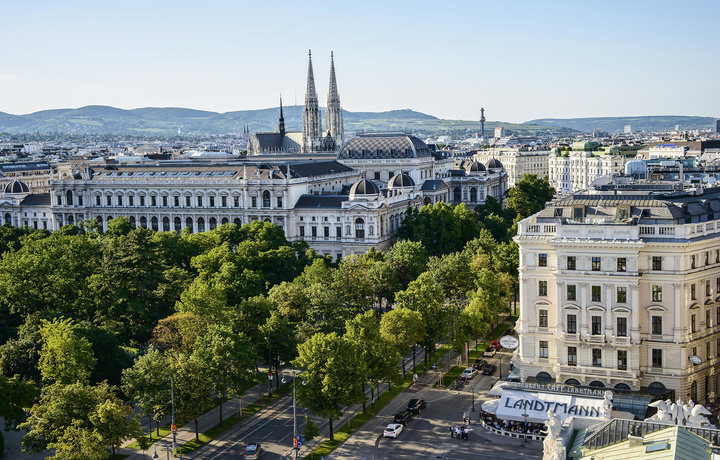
627;424;643;446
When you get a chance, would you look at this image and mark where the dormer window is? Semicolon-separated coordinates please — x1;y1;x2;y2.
616;205;630;221
572;205;584;220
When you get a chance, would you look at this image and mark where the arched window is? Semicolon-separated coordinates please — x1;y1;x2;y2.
163;217;170;232
129;216;136;227
67;215;74;225
355;218;365;239
197;217;205;233
221;217;229;225
648;381;666;395
151;217;158;231
263;218;271;223
536;372;552;383
234;218;241;226
564;379;580;386
453;187;461;202
140;216;147;228
470;187;478;202
96;216;103;231
423;197;431;206
174;217;181;233
614;383;631;390
263;191;271;208
209;217;217;230
66;190;73;206
186;217;194;233
589;381;605;388
4;213;11;225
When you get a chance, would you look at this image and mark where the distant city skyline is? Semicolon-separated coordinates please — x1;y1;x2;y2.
1;0;718;123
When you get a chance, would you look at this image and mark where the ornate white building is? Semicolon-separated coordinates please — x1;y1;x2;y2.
548;145;624;194
472;148;550;187
514;176;720;405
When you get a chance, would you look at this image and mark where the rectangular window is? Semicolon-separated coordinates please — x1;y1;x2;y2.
539;341;548;358
129;196;134;206
311;226;317;238
197;196;203;207
567;314;577;334
277;197;283;208
106;195;112;206
592;285;602;302
652;285;662;302
617;350;627;370
707;280;712;297
592;348;602;367
707;309;712;329
707;341;711;360
208;196;214;207
539;254;547;267
717;306;720;327
691;284;697;300
96;195;101;206
717;249;720;263
299;226;305;237
539;309;548;328
691;255;696;269
567;347;577;366
374;172;381;180
617;258;626;272
251;197;257;208
592;257;601;271
652;256;662;271
567;256;576;270
617;317;627;337
591;315;602;335
233;196;239;207
692;314;697;333
117;196;123;206
567;284;576;301
185;196;191;207
221;196;227;207
336;227;342;238
388;171;395;180
651;315;662;335
617;286;627;303
174;196;179;207
323;227;329;238
538;280;548;296
652;349;662;367
151;196;157;207
140;196;146;206
77;196;83;206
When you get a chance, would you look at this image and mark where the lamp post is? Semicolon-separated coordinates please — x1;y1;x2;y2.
471;383;476;412
282;370;300;460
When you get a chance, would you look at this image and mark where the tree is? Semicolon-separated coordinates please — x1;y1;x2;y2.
293;332;366;441
505;174;555;222
302;415;319;443
261;313;298;392
38;318;96;385
47;421;106;460
151;312;206;359
379;308;424;379
193;325;257;427
121;346;171;437
89;399;143;459
0;375;38;430
173;354;213;442
386;240;429;290
394;202;478;256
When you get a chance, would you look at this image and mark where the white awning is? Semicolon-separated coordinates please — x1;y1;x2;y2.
495;389;606;424
482;399;500;413
488;381;509;397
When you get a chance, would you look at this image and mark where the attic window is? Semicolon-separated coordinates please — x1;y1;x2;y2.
572;205;584;220
554;208;563;217
641;209;650;218
616;205;630;221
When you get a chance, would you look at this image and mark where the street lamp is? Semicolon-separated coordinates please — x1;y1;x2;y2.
471;383;476;412
282;369;301;460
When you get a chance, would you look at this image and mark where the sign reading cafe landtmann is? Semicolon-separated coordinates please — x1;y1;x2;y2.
506;382;609;398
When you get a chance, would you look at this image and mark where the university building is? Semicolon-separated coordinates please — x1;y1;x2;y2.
514;175;720;405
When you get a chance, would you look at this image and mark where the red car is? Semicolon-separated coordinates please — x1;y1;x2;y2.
490;340;501;350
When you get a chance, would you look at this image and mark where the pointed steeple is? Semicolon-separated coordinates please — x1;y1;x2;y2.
326;51;344;148
278;94;286;137
303;50;322;153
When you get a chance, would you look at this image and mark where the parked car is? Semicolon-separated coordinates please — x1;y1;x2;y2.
483;363;497;375
461;368;478;380
384;423;404;438
490;340;501;349
483;347;496;357
407;399;427;414
393;410;413;426
245;443;262;458
504;327;516;336
472;358;487;370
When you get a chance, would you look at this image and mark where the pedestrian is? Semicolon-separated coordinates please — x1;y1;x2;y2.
463;427;469;440
413;373;418;385
451;425;454;437
463;411;468;424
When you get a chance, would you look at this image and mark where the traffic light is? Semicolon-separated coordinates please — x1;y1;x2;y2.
293;437;298;448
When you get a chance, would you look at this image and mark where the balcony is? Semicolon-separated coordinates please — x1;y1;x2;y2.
585;334;606;344
564;333;580;342
612;336;631;346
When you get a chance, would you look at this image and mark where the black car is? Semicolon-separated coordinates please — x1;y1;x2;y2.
393;410;413;426
504;327;516;336
407;399;427;414
483;363;497;375
472;358;487;370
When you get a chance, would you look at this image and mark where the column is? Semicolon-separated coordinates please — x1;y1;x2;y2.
604;283;613;338
579;282;588;336
674;282;682;343
556;280;564;336
631;284;640;344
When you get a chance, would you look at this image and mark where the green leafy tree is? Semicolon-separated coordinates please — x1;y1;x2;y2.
505;173;555;222
0;375;38;430
121;346;171;436
38;318;96;385
395;202;478;256
302;415;319;442
293;332;366;441
193;325;257;427
47;421;106;460
386;240;429;290
151;312;206;359
261;313;298;392
173;354;213;441
379;308;424;379
89;399;142;459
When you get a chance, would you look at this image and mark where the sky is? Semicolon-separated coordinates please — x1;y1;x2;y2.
1;0;718;123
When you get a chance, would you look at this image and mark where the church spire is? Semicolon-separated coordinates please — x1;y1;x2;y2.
278;94;286;137
302;49;322;153
326;51;344;148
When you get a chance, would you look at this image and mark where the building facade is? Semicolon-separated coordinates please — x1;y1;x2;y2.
548;148;624;194
514;178;720;404
472;148;549;187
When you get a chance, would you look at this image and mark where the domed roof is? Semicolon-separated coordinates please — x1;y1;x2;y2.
486;158;504;170
388;172;415;189
349;178;380;198
466;161;486;173
4;179;29;194
338;133;431;160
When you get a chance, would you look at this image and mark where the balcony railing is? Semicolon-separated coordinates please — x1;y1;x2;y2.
585;334;606;344
564;333;580;342
612;336;631;346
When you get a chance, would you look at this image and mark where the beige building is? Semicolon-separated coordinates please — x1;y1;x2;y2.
472;148;549;187
514;177;720;405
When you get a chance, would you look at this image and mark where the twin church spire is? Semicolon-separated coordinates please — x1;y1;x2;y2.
295;50;343;153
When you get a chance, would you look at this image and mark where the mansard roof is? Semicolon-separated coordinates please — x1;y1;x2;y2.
20;193;51;206
338;133;431;160
294;195;348;209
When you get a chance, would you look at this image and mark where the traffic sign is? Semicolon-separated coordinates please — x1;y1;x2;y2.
171;424;177;434
298;435;303;446
293;437;298;447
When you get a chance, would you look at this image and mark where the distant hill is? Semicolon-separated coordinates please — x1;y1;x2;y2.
526;116;718;133
0;105;574;138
